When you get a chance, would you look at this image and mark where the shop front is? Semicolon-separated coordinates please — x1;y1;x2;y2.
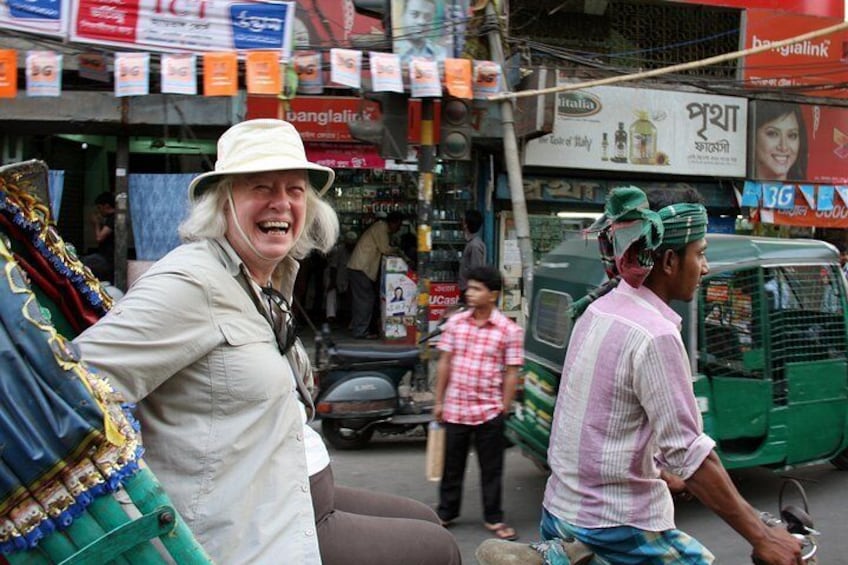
246;94;474;339
503;78;748;322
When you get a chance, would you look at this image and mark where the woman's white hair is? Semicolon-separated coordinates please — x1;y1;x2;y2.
178;175;339;258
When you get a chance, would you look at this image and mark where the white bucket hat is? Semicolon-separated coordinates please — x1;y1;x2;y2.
188;119;335;200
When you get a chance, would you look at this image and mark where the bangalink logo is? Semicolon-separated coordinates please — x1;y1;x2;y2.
751;36;831;58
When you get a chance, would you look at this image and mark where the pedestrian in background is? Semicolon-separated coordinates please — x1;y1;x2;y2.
459;209;486;298
347;211;404;339
82;191;116;283
434;265;523;541
325;230;357;325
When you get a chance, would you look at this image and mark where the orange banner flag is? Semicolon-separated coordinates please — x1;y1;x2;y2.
444;58;472;99
246;51;281;95
0;50;18;98
203;52;238;97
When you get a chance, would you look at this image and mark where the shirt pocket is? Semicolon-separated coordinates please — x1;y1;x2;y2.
217;318;291;401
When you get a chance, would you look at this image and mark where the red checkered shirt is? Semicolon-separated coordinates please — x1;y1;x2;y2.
437;308;524;425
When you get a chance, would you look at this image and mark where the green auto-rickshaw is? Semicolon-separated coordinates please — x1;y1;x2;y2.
506;234;848;472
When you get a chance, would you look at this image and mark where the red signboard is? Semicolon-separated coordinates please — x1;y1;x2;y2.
293;0;382;49
762;200;848;228
429;282;461;324
742;10;848;99
246;95;430;143
749;101;848;184
668;0;843;18
305;142;385;169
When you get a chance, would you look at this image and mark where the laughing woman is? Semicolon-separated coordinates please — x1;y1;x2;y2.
74;120;460;565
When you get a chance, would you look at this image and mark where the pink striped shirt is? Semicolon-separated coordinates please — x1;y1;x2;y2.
543;281;715;532
437;308;524;425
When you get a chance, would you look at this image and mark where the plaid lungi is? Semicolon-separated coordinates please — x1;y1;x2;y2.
538;507;715;565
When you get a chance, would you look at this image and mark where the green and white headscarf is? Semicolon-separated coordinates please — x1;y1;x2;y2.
570;187;707;318
657;203;708;251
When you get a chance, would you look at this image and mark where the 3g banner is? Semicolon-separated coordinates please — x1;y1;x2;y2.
25;51;62;97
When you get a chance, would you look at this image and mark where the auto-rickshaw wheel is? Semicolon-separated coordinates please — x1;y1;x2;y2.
321;419;375;450
831;447;848;470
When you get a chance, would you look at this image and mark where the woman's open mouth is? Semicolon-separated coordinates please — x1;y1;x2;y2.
258;220;290;234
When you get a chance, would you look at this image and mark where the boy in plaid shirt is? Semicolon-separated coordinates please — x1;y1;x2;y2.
434;265;524;541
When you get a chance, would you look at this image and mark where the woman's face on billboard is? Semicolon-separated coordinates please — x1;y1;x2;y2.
755;112;801;181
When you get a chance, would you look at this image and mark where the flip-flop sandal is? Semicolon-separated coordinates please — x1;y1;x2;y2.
484;522;519;541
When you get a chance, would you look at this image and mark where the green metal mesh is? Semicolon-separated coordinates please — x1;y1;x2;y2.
699;264;847;404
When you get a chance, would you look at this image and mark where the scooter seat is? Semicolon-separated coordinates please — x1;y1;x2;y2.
331;342;421;365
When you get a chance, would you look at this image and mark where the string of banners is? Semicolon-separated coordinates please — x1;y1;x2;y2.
740;180;848;212
0;48;503;100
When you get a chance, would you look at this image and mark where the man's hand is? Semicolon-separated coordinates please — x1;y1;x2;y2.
686;453;803;565
750;527;803;565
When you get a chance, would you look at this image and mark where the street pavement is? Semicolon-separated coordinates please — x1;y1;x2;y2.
321;426;848;564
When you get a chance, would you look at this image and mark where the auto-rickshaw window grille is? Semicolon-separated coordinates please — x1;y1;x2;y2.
764;265;847;405
699;269;760;379
532;290;573;348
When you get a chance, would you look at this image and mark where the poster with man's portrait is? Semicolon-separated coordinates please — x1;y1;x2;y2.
392;0;455;67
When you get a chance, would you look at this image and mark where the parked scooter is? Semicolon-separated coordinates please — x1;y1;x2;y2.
312;324;441;449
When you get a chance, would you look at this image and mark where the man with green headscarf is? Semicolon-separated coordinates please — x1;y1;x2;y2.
538;187;802;565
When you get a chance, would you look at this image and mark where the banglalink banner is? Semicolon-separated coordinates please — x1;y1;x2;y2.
70;0;296;57
666;0;843;19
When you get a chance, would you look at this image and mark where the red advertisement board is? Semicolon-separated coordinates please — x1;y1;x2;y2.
246;95;430;143
762;201;848;229
742;10;848;99
668;0;842;18
429;282;461;331
749;100;848;184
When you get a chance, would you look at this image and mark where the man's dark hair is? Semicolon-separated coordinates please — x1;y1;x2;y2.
466;265;502;292
95;192;115;207
386;211;404;225
464;209;483;234
646;186;705;211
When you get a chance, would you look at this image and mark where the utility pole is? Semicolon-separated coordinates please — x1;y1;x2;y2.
483;1;534;316
114;99;130;291
416;100;435;350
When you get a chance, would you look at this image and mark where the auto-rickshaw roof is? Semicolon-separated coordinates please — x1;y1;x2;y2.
537;233;838;281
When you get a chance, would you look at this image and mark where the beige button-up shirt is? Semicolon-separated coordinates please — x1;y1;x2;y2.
74;238;320;564
347;220;394;281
